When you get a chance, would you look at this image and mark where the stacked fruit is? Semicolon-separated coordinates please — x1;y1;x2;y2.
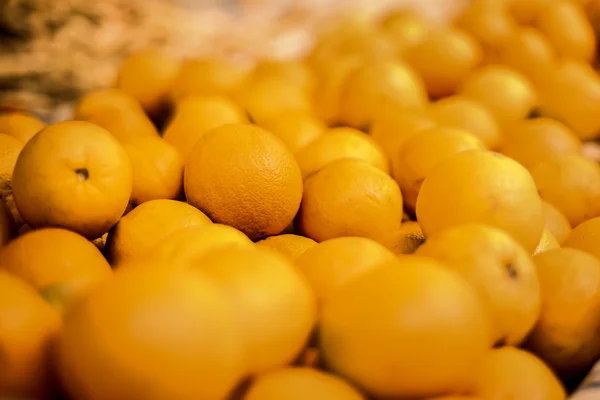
3;0;600;399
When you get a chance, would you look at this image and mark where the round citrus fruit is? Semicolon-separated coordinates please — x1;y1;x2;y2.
564;216;600;259
0;133;24;227
256;234;317;261
378;221;426;255
259;111;325;155
0;112;45;143
170;58;247;101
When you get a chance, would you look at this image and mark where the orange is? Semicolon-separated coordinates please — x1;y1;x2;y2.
417;150;544;252
250;60;315;94
115;50;180;117
508;0;553;24
393;126;485;211
527;248;600;380
564;216;600;260
378;221;426;255
426;396;483;400
429;95;502;150
416;223;540;345
496;27;557;85
337;60;428;129
379;10;429;55
542;200;571;245
184;124;302;241
40;276;106;315
404;27;483;98
0;228;111;289
458;65;536;127
500;118;581;170
0;200;14;247
105;199;211;266
456;0;517;50
74;88;143;120
533;228;560;255
529;153;600;226
11;121;132;239
535;0;596;63
295;127;389;178
0;112;45;143
162;94;248;160
170;58;247;101
256;234;317;261
0;271;61;398
121;136;184;205
57;265;244;400
475;347;566;400
370;108;437;160
0;133;24;227
320;257;492;399
295;236;396;307
298;159;403;243
196;246;316;374
243;367;365;400
259;111;325;155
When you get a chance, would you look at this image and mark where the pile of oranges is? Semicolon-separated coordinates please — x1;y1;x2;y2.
4;0;600;399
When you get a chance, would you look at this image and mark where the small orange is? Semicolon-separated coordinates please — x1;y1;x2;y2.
196;246;316;374
74;88;143;120
378;221;426;255
564;216;600;260
337;60;428;129
259;111;325;155
429;95;502;150
404;27;483;98
0;112;45;143
379;10;429;55
105;199;211;266
542;200;571;245
298;159;403;243
295;236;396;307
475;347;566;400
416;150;544;252
295;127;389;178
0;228;111;289
501;118;581;170
458;65;536;127
393;126;485;211
456;0;517;49
11;121;132;239
535;0;596;63
529;153;600;227
0;133;24;227
416;224;541;345
533;228;560;255
170;58;247;101
121;136;184;205
115;50;181;117
57;266;244;400
256;234;317;261
162;95;248;160
184;124;302;241
243;367;365;400
0;271;61;398
527;248;600;380
320;257;492;399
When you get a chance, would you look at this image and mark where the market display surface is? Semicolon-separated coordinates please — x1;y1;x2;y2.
3;0;600;399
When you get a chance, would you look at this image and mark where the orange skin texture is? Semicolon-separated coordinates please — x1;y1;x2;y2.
526;248;600;379
404;27;483;98
564;216;600;259
296;127;389;178
170;58;247;101
297;159;404;243
529;153;600;227
416;150;544;253
105;199;212;266
255;234;317;262
320;257;493;399
184;124;303;241
115;50;181;116
475;347;566;400
0;133;24;227
57;266;244;400
0;228;111;290
259;111;325;155
501;118;581;171
416;224;541;346
428;95;502;150
122;136;184;205
0;112;45;143
243;367;365;400
295;236;396;307
0;271;61;398
11;121;133;239
162;95;248;160
542;200;572;245
195;246;316;375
